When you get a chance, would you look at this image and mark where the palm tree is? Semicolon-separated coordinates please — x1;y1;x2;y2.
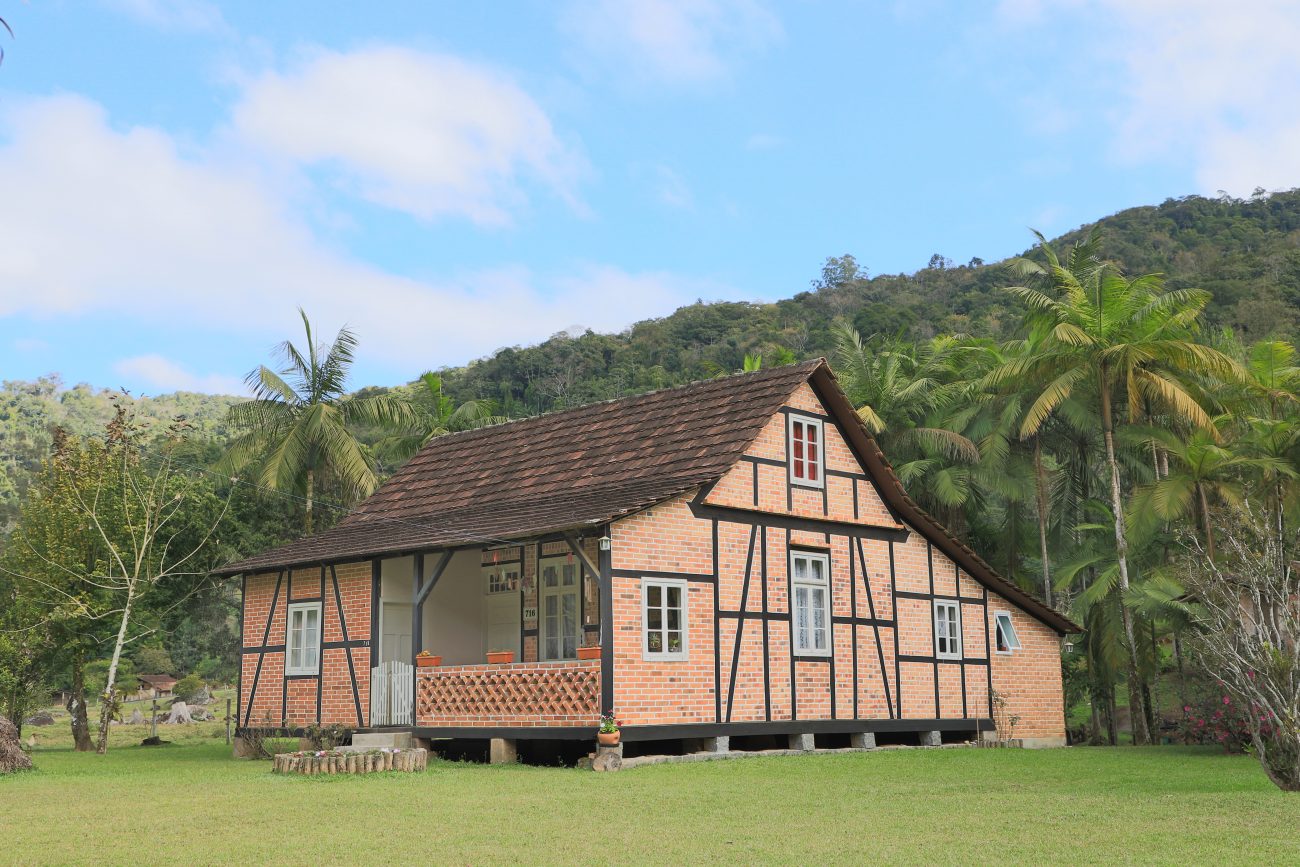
987;231;1247;745
377;372;505;463
1127;423;1284;560
219;309;417;533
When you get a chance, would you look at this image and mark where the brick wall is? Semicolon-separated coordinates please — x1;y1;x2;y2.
239;560;373;729
415;659;600;727
606;379;1066;741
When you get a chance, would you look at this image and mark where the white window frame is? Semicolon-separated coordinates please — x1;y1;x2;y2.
642;578;689;661
539;556;580;660
790;550;832;656
933;600;962;660
286;601;322;676
787;413;825;489
993;610;1021;655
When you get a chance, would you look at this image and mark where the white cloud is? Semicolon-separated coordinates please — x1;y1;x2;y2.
232;46;585;225
114;354;245;395
744;133;783;151
561;0;781;85
1000;0;1300;195
0;95;738;377
103;0;228;33
652;164;693;209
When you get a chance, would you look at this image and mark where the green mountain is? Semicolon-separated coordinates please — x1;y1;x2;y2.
5;189;1300;520
438;191;1300;414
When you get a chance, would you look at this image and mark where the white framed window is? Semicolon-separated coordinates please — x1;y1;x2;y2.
540;556;579;660
642;579;688;660
934;600;962;660
791;550;831;655
994;610;1021;654
788;414;825;488
286;602;322;675
484;563;520;594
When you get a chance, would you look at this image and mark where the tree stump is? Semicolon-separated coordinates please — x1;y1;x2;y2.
592;742;623;772
0;716;33;774
166;702;193;724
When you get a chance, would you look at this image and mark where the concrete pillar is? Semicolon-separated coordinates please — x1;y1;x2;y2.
788;732;815;751
489;738;517;764
702;736;729;753
920;730;942;747
850;731;876;749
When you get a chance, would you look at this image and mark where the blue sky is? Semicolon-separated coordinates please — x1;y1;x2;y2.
2;0;1298;395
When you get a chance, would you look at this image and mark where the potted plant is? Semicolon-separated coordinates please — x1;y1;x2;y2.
597;712;621;746
415;651;442;668
486;649;515;665
577;643;600;660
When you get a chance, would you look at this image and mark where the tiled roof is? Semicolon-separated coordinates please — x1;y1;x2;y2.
216;357;1078;634
216;360;824;575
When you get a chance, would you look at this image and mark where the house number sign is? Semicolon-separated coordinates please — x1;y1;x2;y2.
523;607;538;621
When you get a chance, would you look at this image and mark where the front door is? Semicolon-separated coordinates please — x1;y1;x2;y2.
539;556;579;660
380;602;412;663
483;562;521;656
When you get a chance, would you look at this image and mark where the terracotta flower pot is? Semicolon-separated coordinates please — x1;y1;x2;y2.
576;645;600;660
486;650;515;665
415;655;442;668
597;730;621;746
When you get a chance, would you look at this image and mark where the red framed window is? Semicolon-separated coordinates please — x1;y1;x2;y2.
788;414;824;487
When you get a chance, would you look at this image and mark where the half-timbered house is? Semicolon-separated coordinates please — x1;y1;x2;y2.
219;359;1076;757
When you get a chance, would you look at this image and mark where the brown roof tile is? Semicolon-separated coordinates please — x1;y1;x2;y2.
216;360;823;574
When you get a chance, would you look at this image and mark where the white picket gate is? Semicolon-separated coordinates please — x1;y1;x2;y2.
370;660;413;727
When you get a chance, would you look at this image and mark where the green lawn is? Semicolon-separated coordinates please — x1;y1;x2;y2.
2;737;1298;865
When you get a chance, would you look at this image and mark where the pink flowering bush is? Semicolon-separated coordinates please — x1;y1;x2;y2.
1179;689;1270;754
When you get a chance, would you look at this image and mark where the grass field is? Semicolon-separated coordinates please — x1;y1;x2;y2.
3;731;1298;865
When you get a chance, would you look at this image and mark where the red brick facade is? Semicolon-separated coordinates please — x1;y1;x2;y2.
239;561;372;729
607;381;1066;741
236;377;1067;743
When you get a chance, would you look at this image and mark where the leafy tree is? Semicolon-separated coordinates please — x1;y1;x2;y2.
219;309;417;533
377;372;504;464
988;230;1246;744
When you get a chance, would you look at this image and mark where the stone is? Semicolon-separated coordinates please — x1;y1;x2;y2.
787;733;815;751
592;742;623;772
0;715;33;774
127;709;144;725
920;730;942;747
489;738;517;764
850;732;876;749
23;712;54;727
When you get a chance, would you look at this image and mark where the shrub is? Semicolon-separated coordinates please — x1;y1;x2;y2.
1180;689;1261;754
133;646;176;676
172;674;207;704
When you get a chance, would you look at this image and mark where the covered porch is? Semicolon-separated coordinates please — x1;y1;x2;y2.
368;532;609;733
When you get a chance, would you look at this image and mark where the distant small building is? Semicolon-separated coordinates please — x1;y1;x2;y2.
137;675;177;699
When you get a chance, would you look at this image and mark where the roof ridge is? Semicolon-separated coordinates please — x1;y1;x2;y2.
406;358;823;450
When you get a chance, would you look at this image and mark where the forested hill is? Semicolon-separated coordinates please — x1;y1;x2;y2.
438;190;1300;414
5;189;1300;484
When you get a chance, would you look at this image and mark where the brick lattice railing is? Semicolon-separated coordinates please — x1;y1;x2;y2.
416;659;601;728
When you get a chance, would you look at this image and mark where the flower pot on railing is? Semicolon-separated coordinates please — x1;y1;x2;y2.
415;653;442;668
486;650;515;665
576;645;600;660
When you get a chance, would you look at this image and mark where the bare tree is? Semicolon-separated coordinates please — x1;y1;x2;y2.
6;407;230;754
1182;501;1300;790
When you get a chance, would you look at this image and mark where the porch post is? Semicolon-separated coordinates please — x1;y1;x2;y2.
598;526;614;715
411;552;425;662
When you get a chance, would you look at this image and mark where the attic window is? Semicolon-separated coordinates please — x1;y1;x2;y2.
994;611;1021;654
788;414;824;488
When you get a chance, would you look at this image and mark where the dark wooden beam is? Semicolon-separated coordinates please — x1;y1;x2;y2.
415;549;454;609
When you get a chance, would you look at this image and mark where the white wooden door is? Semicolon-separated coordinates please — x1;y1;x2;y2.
483;563;521;656
381;602;412;663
